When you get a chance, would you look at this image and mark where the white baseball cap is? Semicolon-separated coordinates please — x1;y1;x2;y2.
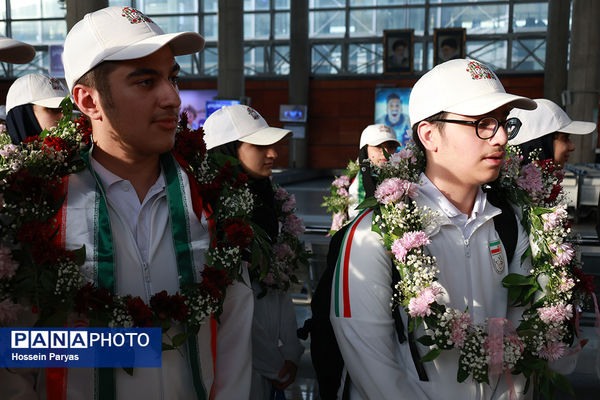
203;105;292;150
359;124;400;148
62;6;205;92
508;98;597;145
408;59;536;125
0;36;35;64
6;73;68;114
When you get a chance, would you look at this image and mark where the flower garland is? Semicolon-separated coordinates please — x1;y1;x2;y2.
322;159;359;233
358;144;594;397
252;185;310;295
0;103;253;352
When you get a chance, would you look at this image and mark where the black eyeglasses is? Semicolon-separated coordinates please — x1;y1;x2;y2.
432;117;522;140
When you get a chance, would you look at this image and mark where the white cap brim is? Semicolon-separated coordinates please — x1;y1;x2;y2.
365;137;400;147
0;38;35;64
31;96;67;109
105;31;205;62
559;120;597;135
239;127;292;146
445;92;537;117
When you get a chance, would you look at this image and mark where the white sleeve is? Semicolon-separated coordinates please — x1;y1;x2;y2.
213;268;254;400
330;212;427;399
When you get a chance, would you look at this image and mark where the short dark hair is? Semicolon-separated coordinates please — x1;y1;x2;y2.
75;60;119;109
411;111;448;158
392;39;406;50
386;93;401;103
441;38;458;49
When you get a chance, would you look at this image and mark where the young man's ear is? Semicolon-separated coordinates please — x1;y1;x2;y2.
72;84;103;121
416;121;439;152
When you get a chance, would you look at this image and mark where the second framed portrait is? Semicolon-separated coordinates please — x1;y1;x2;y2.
383;29;414;74
433;28;466;66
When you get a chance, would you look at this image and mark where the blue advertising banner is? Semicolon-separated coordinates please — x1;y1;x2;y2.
0;328;162;368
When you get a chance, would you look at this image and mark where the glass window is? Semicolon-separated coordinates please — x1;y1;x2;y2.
138;0;198;14
273;45;290;74
152;16;198;36
348;43;383;74
175;54;194;75
42;0;65;18
350;0;424;5
108;0;132;6
244;13;270;40
311;43;342;74
203;0;218;12
203;14;218;40
310;10;346;37
413;41;424;71
245;0;270;11
349;7;425;37
274;12;290;39
429;0;499;3
0;2;6;20
310;0;346;8
429;4;509;34
244;45;265;75
512;39;545;71
466;40;508;70
11;0;41;19
203;46;218;76
274;0;290;10
513;3;548;32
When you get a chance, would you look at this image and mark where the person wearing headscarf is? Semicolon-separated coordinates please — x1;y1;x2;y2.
5;73;68;144
508;98;596;168
347;124;399;219
204;105;305;400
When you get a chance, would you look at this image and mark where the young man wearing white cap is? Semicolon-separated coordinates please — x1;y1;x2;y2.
330;59;538;399
203;105;306;400
5;73;68;143
347;124;399;219
0;6;252;400
508;98;597;168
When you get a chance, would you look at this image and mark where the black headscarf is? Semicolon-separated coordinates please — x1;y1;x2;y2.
358;146;377;199
208;141;279;243
6;104;42;144
516;133;554;164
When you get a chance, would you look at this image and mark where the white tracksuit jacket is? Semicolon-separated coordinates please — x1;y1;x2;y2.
330;175;533;400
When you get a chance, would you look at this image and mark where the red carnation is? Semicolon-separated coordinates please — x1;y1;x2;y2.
223;219;253;248
31;244;75;265
233;172;249;188
149;290;188;321
43;136;69;152
174;126;207;159
127;297;153;327
74;283;114;315
75;115;92;146
200;265;231;299
545;184;562;204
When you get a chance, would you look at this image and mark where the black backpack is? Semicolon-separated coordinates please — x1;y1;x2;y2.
301;195;517;399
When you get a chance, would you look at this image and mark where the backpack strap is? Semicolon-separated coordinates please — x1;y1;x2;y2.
486;188;517;264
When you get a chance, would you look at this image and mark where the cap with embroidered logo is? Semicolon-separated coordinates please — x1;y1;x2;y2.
0;36;35;64
508;98;597;145
359;124;400;148
408;59;536;125
6;73;69;114
203;105;292;150
62;6;205;92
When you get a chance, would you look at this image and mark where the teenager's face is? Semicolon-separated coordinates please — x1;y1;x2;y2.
431;107;510;188
32;105;63;131
553;132;575;168
99;46;181;159
367;141;397;166
237;142;278;179
387;98;402;124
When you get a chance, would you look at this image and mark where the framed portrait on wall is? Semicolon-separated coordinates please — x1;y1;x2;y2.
383;29;414;74
374;87;412;147
433;28;466;66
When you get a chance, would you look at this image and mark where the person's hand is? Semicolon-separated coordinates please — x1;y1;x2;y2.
270;360;298;391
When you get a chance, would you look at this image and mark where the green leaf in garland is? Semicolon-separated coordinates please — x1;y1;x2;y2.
502;273;535;287
416;335;435;346
357;196;379;210
420;348;442;362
